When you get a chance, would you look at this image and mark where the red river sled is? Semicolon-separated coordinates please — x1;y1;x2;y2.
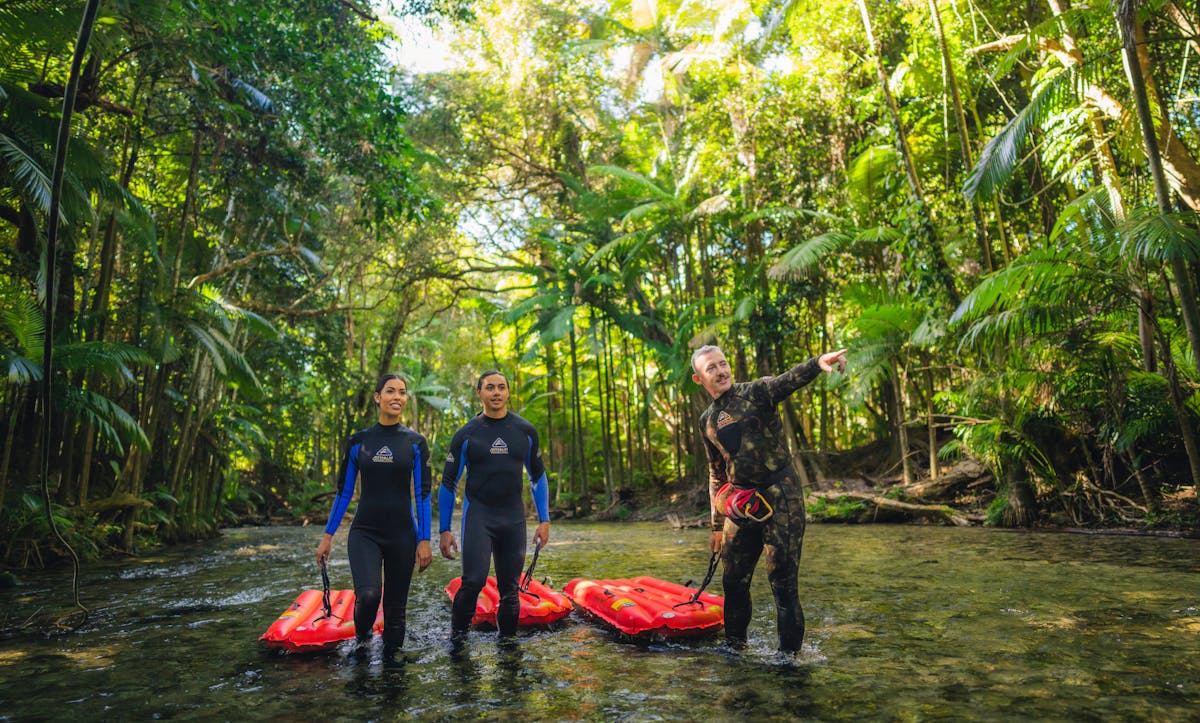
562;576;724;638
259;589;383;652
445;575;573;627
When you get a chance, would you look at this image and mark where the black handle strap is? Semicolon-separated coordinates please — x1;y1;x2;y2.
519;540;543;594
674;550;720;608
316;559;334;621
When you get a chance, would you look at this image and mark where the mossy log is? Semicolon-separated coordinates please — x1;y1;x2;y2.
900;458;992;503
80;493;153;516
809;490;976;526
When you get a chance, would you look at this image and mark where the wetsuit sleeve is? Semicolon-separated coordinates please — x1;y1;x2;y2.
761;357;821;404
438;427;469;534
700;418;729;532
413;435;432;541
525;429;550;523
324;438;360;535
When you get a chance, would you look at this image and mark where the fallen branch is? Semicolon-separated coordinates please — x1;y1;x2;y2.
666;513;706;530
809;490;977;526
81;493;153;516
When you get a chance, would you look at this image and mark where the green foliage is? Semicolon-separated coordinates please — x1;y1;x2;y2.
5;0;1200;569
806;495;869;522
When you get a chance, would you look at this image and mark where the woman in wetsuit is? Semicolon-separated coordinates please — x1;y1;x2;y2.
438;369;551;643
315;373;433;657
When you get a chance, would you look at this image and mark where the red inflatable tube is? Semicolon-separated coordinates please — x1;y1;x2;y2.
562;576;724;638
445;575;573;627
259;588;383;653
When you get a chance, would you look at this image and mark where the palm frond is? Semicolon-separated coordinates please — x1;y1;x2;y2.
538;304;578;343
586;164;672;201
768;232;850;280
413;394;454;411
911;311;948;348
685;193;731;221
964;68;1074;201
847;145;900;203
53;341;152;381
733;295;757;322
740;205;835;225
588;229;649;265
1119;207;1200;263
2;351;40;384
623;199;673;224
185;323;230;376
197;284;279;338
0;131;54;215
949;249;1086;326
196;323;263;393
229;77;277;115
1049;186;1113;243
854;225;902;245
58;386;150;455
2;294;44;357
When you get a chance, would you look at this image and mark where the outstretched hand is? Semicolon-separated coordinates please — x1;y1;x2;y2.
818;348;848;374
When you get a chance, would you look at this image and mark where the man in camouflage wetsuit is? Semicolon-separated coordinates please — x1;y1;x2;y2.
692;344;847;652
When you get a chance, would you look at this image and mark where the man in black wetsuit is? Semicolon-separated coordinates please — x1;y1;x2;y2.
316;373;433;658
438;370;551;642
692;344;847;652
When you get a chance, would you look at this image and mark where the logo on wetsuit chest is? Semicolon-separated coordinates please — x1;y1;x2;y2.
716;411;736;430
372;445;394;463
490;437;509;455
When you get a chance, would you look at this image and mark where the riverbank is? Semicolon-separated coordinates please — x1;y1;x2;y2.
2;523;1198;721
609;456;1200;538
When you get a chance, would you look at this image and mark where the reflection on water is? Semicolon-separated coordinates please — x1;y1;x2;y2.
0;522;1197;720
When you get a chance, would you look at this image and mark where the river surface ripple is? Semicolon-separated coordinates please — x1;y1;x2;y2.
0;522;1197;721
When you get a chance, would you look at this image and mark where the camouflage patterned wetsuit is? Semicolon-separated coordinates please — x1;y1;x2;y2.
699;357;820;652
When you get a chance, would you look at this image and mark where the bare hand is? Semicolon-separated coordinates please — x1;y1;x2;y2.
316;534;333;567
818;348;848;374
439;530;458;560
532;521;550;549
415;540;433;571
710;530;723;554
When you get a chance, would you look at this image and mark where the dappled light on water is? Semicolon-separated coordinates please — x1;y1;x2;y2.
0;522;1197;720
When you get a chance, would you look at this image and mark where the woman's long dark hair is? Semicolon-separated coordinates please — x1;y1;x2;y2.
376;373;408;394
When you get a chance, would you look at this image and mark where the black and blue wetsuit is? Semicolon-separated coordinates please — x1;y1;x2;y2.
325;422;432;650
438;412;550;636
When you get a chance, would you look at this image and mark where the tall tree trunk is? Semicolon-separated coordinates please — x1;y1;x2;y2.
928;0;993;272
1001;451;1038;526
925;364;939;482
1117;0;1200;378
889;359;914;486
1087;114;1159;372
591;313;615;504
0;386;27;520
604;320;627;490
171;129;202;291
568;325;587;500
857;0;960;306
546;344;564;505
40;0;100;619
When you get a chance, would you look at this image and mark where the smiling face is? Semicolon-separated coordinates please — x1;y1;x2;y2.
477;373;510;418
375;377;408;423
692;348;733;399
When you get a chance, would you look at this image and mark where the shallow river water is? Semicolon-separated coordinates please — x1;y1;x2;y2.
0;521;1197;721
